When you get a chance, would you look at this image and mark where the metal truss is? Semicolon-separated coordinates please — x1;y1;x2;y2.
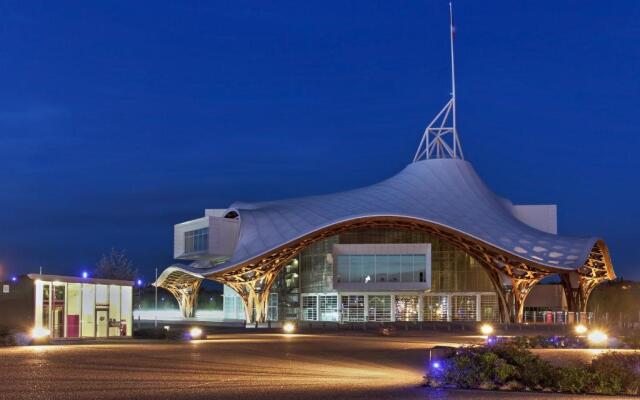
413;98;464;161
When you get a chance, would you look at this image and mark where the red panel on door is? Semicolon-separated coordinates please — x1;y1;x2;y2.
67;315;80;338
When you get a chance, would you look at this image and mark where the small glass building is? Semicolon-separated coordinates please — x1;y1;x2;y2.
0;274;133;339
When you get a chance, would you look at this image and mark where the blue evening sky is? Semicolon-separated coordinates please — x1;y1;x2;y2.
0;1;638;281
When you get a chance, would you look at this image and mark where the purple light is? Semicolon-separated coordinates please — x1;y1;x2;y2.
11;276;17;282
137;279;143;286
432;361;441;369
82;272;88;279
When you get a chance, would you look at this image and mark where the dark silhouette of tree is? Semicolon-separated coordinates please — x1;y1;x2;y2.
95;249;138;281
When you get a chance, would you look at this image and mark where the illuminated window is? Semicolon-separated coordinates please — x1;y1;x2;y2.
185;228;209;253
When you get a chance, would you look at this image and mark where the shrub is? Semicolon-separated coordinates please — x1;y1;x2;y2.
427;344;640;395
623;333;640;349
591;352;640;395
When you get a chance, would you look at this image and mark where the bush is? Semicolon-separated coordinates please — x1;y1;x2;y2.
591;352;640;395
623;332;640;349
426;344;640;396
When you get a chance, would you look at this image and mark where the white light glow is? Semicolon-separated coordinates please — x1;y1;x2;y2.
480;324;494;335
587;330;608;345
189;327;203;339
31;327;51;339
283;322;296;333
574;324;588;335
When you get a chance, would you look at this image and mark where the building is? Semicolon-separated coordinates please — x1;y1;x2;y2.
0;274;133;339
155;11;615;325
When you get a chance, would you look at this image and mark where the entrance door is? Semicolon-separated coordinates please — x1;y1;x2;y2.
96;310;108;338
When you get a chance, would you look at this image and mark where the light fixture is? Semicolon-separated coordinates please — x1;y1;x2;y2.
283;322;296;333
82;272;88;279
189;327;203;339
11;276;17;282
480;324;494;335
137;279;143;286
587;330;608;346
31;327;51;340
574;324;588;335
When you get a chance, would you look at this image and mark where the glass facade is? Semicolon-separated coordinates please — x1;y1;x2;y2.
35;279;132;338
336;254;426;283
185;228;209;254
222;227;502;323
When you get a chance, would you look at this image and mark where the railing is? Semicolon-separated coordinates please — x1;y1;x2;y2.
522;311;594;325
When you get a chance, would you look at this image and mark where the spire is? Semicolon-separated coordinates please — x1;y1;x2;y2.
413;2;464;162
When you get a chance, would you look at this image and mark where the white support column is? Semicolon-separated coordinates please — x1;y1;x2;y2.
390;294;396;322
446;294;452;322
364;294;369;322
418;294;424;322
476;294;482;322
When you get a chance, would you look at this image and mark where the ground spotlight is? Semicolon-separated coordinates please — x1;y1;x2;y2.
82;272;88;279
480;324;494;335
283;322;296;334
587;330;608;346
574;324;588;335
189;327;203;339
31;327;51;340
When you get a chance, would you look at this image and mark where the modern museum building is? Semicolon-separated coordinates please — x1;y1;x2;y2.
156;146;615;325
155;21;615;325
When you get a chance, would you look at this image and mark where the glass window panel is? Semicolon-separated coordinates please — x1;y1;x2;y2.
302;295;318;321
452;295;477;321
375;255;388;282
109;285;121;336
96;284;108;306
481;294;499;322
401;255;414;282
368;295;391;322
362;255;375;284
414;255;427;282
81;284;95;337
121;286;133;336
395;295;419;321
341;295;365;322
424;295;448;322
319;295;339;321
336;255;348;283
388;255;402;282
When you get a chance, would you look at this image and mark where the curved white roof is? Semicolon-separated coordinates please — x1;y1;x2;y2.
173;158;609;279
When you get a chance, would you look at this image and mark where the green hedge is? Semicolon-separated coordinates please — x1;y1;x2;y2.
426;344;640;395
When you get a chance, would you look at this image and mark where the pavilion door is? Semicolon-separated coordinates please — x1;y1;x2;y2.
96;310;109;337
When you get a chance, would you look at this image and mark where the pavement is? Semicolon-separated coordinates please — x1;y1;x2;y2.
0;332;632;400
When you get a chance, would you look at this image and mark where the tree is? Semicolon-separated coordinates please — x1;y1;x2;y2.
95;249;139;281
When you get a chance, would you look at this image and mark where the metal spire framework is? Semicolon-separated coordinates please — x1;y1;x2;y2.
414;2;464;162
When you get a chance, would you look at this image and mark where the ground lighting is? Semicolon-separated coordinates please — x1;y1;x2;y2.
283;322;296;334
31;327;51;340
189;327;203;339
586;329;608;346
574;324;588;335
480;324;494;335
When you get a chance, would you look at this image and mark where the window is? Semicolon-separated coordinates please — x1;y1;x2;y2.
368;295;391;322
302;295;318;321
424;295;448;321
185;228;209;253
267;293;278;321
319;295;339;321
452;295;477;321
481;294;499;322
395;296;419;321
335;254;427;284
341;295;365;322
